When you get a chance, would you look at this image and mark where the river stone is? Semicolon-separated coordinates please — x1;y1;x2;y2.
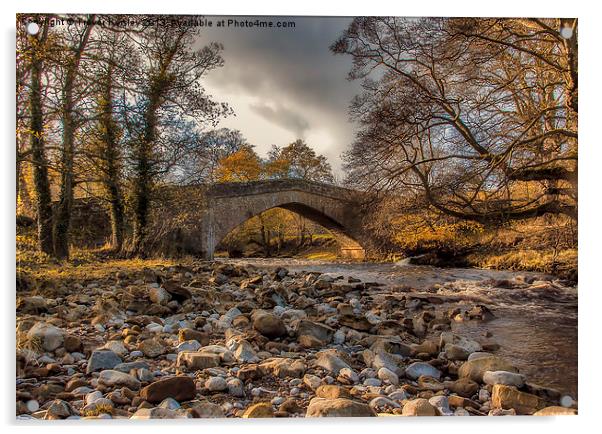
260;358;306;378
227;338;259;363
191;402;225;418
468;352;493;361
27;322;64;352
205;376;227;392
429;396;452;416
197;345;234;363
253;313;286;338
131;408;189;419
138;338;166;358
86;350;122;374
296;320;334;345
102;340;128;357
440;332;482;354
458;356;518;382
405;362;441;380
375;353;404;376
316;385;350;399
338;367;359;384
402;398;438;416
314;350;352;375
445;344;471;361
140;376;196;403
242;402;274;418
178;328;210;346
533;406;577;416
17;296;48;314
177;351;220;370
303;374;322;390
85;390;103;405
483;370;525;388
227;378;245;397
114;361;150;373
149;287;171;305
176;340;202;353
377;367;399;385
491;384;544;415
306;398;377;417
98;370;141;389
446;378;479;398
44;399;73;419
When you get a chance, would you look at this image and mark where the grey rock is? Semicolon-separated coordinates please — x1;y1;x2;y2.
86;350;122;374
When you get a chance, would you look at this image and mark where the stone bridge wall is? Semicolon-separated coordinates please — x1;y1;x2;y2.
198;179;368;260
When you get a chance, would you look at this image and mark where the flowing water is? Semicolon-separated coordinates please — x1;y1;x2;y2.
223;258;578;399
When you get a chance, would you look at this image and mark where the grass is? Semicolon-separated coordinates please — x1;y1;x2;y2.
17;228;180;290
473;248;577;276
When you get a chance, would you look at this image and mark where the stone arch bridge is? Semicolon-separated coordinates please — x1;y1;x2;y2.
194;179;369;260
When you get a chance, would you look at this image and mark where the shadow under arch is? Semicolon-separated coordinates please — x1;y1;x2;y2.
209;202;365;260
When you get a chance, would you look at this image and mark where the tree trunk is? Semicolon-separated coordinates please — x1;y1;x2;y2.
54;22;94;259
53;64;76;259
100;65;125;251
131;99;158;254
29;30;54;255
258;214;271;257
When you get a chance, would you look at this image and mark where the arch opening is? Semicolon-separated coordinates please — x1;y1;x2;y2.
211;202;365;260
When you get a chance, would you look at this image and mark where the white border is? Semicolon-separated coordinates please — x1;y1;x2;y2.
4;1;599;433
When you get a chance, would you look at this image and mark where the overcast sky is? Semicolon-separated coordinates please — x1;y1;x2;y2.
199;16;362;174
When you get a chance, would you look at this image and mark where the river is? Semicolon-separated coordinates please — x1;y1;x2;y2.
220;258;578;399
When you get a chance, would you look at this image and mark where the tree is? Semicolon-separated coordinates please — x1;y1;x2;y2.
124;18;229;253
265;139;334;182
20;16;54;254
52;15;95;258
176;128;249;184
80;27;136;251
214;145;262;182
332;17;577;225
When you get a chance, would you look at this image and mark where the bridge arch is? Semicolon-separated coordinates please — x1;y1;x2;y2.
200;180;367;260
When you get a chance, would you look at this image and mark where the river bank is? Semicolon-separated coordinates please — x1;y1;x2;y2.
16;257;577;418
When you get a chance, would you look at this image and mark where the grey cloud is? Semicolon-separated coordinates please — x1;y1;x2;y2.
249;102;309;138
197;16;362;171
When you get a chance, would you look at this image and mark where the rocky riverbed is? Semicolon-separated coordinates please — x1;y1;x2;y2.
16;260;578;419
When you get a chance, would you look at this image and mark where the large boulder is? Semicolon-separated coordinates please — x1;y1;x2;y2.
491;384;545;415
140;376;196;403
305;398;377;417
458;356;518;382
